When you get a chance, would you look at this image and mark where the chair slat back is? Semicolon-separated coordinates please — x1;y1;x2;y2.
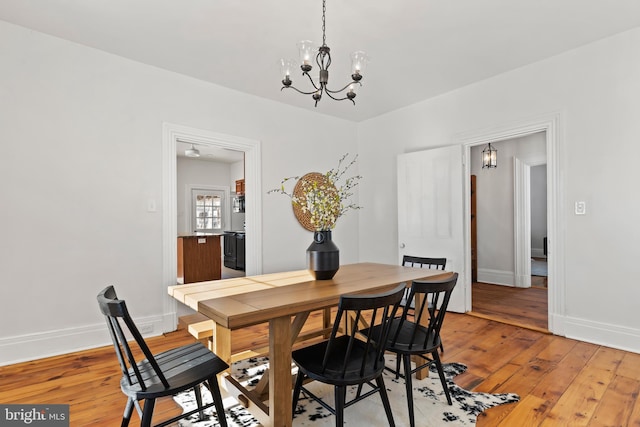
402;255;446;270
391;273;458;351
322;284;406;379
97;286;169;390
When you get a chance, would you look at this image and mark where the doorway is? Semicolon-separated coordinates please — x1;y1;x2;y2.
468;133;548;330
179;159;244;280
471;132;548;330
459;112;563;335
161;123;262;331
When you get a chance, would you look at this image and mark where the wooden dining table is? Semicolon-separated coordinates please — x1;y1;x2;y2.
168;262;451;427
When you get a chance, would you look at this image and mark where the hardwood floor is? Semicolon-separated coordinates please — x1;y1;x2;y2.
471;281;548;332
2;313;639;426
221;264;245;279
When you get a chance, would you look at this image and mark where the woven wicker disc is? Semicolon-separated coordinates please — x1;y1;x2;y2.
292;172;338;231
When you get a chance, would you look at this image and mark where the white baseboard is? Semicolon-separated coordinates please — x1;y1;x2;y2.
531;248;546;258
3;311;638;366
562;315;640;354
0;313;173;367
477;268;514;286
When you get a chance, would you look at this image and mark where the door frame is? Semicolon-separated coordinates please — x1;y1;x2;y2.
161;122;262;332
514;156;546;288
458;112;564;335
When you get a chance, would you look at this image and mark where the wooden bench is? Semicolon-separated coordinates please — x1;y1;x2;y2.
179;313;272;362
178;313;214;347
179;309;333;357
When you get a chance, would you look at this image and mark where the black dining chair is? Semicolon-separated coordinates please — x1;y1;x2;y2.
97;286;229;427
401;256;447;313
368;273;458;427
291;283;406;426
399;255;448;362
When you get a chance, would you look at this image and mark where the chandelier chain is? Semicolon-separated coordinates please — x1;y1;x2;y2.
322;0;327;47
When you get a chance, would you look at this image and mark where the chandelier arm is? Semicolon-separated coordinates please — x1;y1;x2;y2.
323;90;355;105
303;72;321;91
281;85;322;96
324;81;362;95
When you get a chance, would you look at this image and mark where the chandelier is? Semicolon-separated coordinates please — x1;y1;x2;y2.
279;0;369;107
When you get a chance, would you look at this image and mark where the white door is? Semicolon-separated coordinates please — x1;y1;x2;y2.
397;145;467;312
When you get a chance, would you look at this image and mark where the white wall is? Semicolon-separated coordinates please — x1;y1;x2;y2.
358;27;640;353
0;20;358;365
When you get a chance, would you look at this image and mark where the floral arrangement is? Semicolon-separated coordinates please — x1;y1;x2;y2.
268;153;362;231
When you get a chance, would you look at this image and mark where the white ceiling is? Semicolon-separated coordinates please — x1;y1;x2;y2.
176;140;244;163
2;0;640;123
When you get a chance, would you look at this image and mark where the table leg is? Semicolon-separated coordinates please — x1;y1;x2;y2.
269;315;293;427
254;311;310;397
213;323;232;371
323;307;332;338
414;293;428;380
290;312;310;340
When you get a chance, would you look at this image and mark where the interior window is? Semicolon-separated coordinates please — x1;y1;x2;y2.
192;189;224;233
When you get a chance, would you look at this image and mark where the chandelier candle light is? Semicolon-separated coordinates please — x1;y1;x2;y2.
280;0;369;106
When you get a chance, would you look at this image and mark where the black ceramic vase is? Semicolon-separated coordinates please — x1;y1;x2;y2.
307;230;339;280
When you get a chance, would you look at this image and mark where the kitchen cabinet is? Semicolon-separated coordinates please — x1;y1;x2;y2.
177;235;221;284
235;179;245;195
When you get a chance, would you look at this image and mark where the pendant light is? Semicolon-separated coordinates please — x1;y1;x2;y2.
185;144;200;158
482;143;497;169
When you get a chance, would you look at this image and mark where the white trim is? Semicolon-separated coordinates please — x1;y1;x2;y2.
0;314;169;366
162;123;262;332
514;155;547;288
462;145;473;312
457;111;564;335
513;158;532;288
477;268;514;287
563;316;640;354
531;248;546;258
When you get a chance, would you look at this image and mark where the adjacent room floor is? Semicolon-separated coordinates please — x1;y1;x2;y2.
471;281;548;332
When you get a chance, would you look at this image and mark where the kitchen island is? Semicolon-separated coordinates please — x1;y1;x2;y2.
177;234;221;284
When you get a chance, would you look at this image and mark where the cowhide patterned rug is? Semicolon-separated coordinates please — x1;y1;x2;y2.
174;357;519;426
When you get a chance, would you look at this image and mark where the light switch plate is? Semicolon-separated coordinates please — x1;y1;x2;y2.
575;201;586;215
